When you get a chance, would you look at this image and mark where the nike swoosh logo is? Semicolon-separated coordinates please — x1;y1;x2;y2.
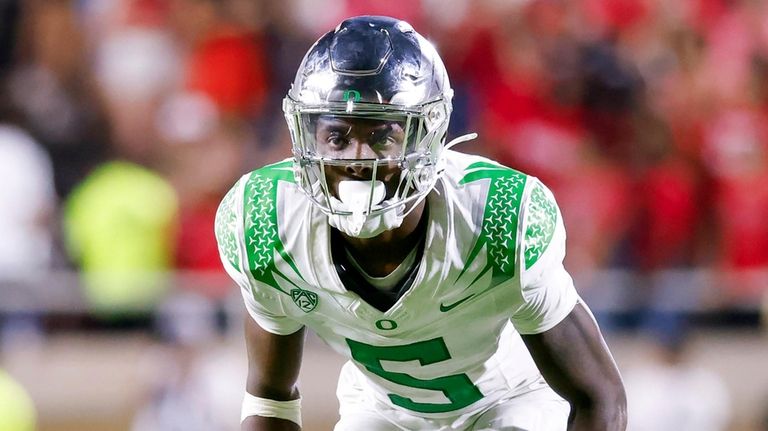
439;294;475;312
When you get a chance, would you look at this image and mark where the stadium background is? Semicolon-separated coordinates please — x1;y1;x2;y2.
1;0;767;429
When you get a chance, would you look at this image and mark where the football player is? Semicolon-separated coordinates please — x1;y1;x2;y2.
216;15;627;431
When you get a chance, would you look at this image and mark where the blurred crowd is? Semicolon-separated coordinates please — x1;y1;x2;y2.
2;0;768;429
1;0;767;311
0;0;767;337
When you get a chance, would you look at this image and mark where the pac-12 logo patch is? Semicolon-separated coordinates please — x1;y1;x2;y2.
290;288;318;312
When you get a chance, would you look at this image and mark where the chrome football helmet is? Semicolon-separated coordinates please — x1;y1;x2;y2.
284;15;470;238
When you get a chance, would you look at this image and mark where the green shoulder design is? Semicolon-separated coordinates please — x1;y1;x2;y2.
459;161;527;283
240;160;308;296
214;181;242;271
217;160;317;313
523;181;558;270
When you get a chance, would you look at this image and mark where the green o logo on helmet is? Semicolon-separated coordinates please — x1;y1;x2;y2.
343;89;361;102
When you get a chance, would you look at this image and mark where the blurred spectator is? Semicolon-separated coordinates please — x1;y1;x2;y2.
579;38;644;162
155;0;272;296
0;367;36;431
170;0;268;117
255;1;315;164
552;144;634;272
703;107;768;272
92;0;179;165
0;120;56;275
7;0;109;197
630;113;702;271
478;8;586;184
156;92;245;298
699;56;768;301
62;161;178;316
0;85;56;346
472;3;636;273
623;329;731;431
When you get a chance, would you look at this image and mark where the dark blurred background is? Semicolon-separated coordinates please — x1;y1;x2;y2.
0;0;767;430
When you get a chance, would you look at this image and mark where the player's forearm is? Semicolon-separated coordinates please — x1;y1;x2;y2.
242;415;301;431
521;303;627;430
243;321;305;431
567;391;627;431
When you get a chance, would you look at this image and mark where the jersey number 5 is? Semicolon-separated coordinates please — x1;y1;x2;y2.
346;337;483;413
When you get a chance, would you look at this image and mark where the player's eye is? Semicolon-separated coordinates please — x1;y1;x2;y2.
372;135;398;149
370;126;401;150
326;133;348;148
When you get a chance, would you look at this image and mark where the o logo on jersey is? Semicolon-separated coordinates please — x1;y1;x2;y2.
375;319;398;331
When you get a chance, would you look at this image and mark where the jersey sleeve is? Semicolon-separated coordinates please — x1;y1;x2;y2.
214;177;304;335
509;179;578;335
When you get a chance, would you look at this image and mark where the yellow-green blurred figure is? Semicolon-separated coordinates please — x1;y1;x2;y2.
0;368;36;431
63;161;178;314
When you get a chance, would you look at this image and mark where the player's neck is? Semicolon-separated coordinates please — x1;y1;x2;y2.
339;200;427;277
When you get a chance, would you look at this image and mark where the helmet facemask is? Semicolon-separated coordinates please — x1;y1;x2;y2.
285;97;452;238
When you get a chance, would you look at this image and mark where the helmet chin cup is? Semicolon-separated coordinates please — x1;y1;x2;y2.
337;180;386;214
327;196;406;238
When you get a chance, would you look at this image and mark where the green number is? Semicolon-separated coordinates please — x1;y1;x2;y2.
346;337;483;413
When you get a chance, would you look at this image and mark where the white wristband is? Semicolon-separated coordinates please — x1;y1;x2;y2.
241;392;302;427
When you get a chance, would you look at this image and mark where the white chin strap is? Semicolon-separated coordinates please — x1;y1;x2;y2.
327;180;405;238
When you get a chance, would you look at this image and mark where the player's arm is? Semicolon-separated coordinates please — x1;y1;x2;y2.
242;315;306;431
215;179;307;430
512;179;626;430
521;302;627;431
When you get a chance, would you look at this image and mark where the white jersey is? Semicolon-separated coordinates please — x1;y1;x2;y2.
215;150;578;419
